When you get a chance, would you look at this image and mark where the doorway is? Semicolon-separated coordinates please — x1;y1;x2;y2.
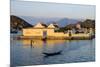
43;31;47;38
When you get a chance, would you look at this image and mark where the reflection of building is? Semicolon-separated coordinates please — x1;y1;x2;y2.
22;40;43;48
22;40;66;46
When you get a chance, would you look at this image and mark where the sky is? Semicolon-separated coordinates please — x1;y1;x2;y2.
11;0;96;19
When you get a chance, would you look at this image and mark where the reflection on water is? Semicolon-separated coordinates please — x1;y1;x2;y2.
22;40;68;53
10;39;95;66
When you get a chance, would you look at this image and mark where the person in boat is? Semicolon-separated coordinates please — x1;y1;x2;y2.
30;40;34;48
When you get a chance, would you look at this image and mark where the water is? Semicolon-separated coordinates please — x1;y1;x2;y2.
10;38;95;66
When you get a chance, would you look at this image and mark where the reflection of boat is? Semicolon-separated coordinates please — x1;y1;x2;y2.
43;51;62;57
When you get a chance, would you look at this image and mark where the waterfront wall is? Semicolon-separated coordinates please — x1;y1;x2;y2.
72;33;90;37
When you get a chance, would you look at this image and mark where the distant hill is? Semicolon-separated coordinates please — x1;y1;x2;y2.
19;16;61;25
19;16;79;27
10;15;33;33
57;18;79;27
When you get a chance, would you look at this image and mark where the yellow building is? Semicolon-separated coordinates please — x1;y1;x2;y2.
22;22;93;40
22;22;69;39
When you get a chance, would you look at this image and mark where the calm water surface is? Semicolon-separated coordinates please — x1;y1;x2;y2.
10;37;95;66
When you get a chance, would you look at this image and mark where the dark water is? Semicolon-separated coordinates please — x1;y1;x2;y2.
10;38;95;66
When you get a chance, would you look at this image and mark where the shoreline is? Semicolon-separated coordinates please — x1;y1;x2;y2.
12;35;95;40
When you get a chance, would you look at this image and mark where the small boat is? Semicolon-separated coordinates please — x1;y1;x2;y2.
43;51;62;57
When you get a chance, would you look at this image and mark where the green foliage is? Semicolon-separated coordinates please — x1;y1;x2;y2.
58;19;95;32
65;24;75;30
80;19;95;29
55;27;67;32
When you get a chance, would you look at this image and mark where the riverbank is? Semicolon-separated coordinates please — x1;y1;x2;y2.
12;35;95;40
